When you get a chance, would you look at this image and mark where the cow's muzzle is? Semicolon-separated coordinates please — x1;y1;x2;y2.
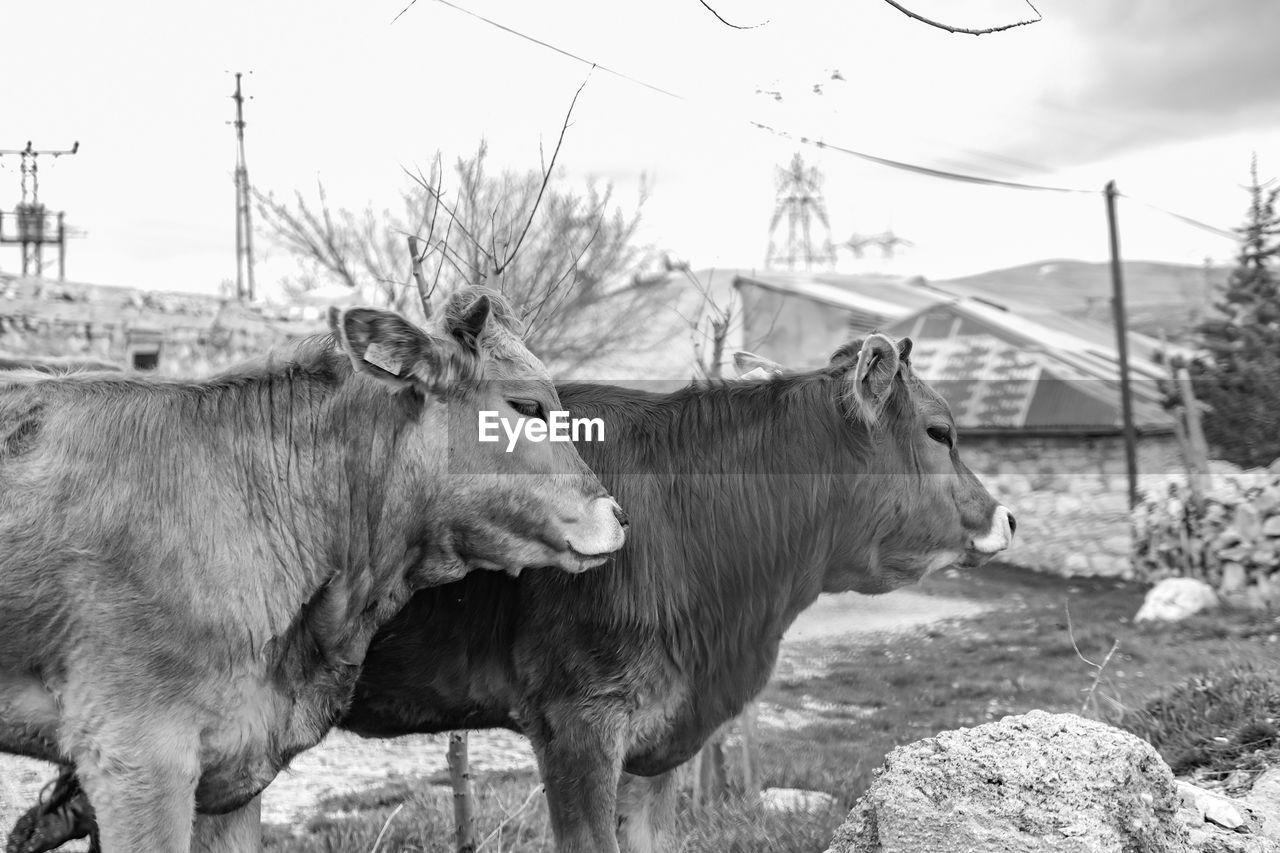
968;505;1015;555
564;497;628;563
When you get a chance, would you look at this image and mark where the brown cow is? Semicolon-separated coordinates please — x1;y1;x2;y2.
0;288;627;853
352;333;1013;852
11;333;1010;853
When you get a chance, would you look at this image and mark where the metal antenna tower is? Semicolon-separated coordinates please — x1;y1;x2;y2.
0;140;79;278
230;72;257;301
765;153;836;271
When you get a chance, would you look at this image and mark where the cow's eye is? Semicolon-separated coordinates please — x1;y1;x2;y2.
508;399;545;421
927;426;952;447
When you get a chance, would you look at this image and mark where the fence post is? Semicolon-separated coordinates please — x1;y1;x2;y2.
739;701;760;796
448;732;476;852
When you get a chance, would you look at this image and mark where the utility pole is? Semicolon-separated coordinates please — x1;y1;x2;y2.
230;72;256;302
1104;180;1139;509
0;141;78;279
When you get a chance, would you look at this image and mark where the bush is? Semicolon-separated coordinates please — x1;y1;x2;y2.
1118;666;1280;791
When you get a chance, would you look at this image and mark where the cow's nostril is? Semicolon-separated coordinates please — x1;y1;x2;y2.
1007;512;1017;536
613;505;630;528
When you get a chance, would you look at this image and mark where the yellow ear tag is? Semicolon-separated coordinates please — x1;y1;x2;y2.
363;342;403;376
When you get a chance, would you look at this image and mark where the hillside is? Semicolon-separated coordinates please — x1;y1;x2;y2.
933;259;1229;341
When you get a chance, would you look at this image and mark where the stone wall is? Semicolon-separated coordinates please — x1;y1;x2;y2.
963;432;1182;577
0;274;324;377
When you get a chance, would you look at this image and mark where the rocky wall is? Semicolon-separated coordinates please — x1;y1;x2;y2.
963;433;1182;577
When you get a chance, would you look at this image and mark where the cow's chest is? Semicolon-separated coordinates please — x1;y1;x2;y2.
192;668;357;814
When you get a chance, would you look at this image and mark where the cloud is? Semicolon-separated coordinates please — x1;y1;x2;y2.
1004;0;1280;169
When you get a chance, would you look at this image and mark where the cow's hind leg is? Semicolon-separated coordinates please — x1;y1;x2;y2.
615;770;678;853
191;797;262;853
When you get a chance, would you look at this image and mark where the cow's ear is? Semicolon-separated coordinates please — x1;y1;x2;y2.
443;293;492;351
329;306;480;394
733;351;784;380
848;333;901;422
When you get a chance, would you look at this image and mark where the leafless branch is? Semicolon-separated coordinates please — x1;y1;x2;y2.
697;0;769;29
881;0;1041;35
390;0;417;25
407;236;431;317
497;71;591;277
522;216;602;336
1065;602;1121;718
403;165;491;275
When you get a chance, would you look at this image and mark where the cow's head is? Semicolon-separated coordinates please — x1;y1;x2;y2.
736;335;1014;594
329;287;626;580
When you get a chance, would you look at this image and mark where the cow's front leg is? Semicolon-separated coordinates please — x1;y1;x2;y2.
64;713;200;853
615;770;678;853
528;704;627;853
192;796;262;853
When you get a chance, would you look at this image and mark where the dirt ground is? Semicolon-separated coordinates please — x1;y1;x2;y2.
0;586;992;843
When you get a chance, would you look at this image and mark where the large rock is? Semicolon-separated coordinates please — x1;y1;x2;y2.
1246;769;1280;842
1135;578;1219;623
826;710;1191;853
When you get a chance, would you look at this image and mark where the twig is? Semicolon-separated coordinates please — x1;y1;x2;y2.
521;215;602;336
880;0;1041;35
696;0;769;29
432;213;459;294
475;784;544;851
1065;602;1121;718
496;71;592;277
369;802;405;853
403;165;491;274
390;0;417;24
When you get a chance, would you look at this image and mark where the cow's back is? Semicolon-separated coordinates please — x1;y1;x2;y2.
0;371;337;677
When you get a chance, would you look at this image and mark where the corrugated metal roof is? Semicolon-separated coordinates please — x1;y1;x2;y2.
886;305;1174;431
732;271;1179;433
736;272;939;319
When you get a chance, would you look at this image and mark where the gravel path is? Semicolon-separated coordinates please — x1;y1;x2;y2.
0;586;991;842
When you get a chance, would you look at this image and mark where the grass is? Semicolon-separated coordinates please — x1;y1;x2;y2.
264;562;1280;852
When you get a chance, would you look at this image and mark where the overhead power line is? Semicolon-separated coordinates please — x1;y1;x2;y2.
403;0;1240;244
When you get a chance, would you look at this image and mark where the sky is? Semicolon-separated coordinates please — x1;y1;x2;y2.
4;0;1280;299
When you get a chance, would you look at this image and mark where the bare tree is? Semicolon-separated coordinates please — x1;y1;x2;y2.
880;0;1042;35
257;138;665;374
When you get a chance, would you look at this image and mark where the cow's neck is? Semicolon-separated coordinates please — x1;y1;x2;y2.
572;377;851;723
224;373;433;739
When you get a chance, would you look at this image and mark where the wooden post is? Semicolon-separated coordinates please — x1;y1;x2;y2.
447;732;476;853
57;212;66;281
1104;181;1140;509
697;736;728;804
739;701;760;796
1177;368;1211;480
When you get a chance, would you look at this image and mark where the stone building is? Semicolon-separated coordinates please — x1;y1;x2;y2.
735;271;1197;578
0;273;327;376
